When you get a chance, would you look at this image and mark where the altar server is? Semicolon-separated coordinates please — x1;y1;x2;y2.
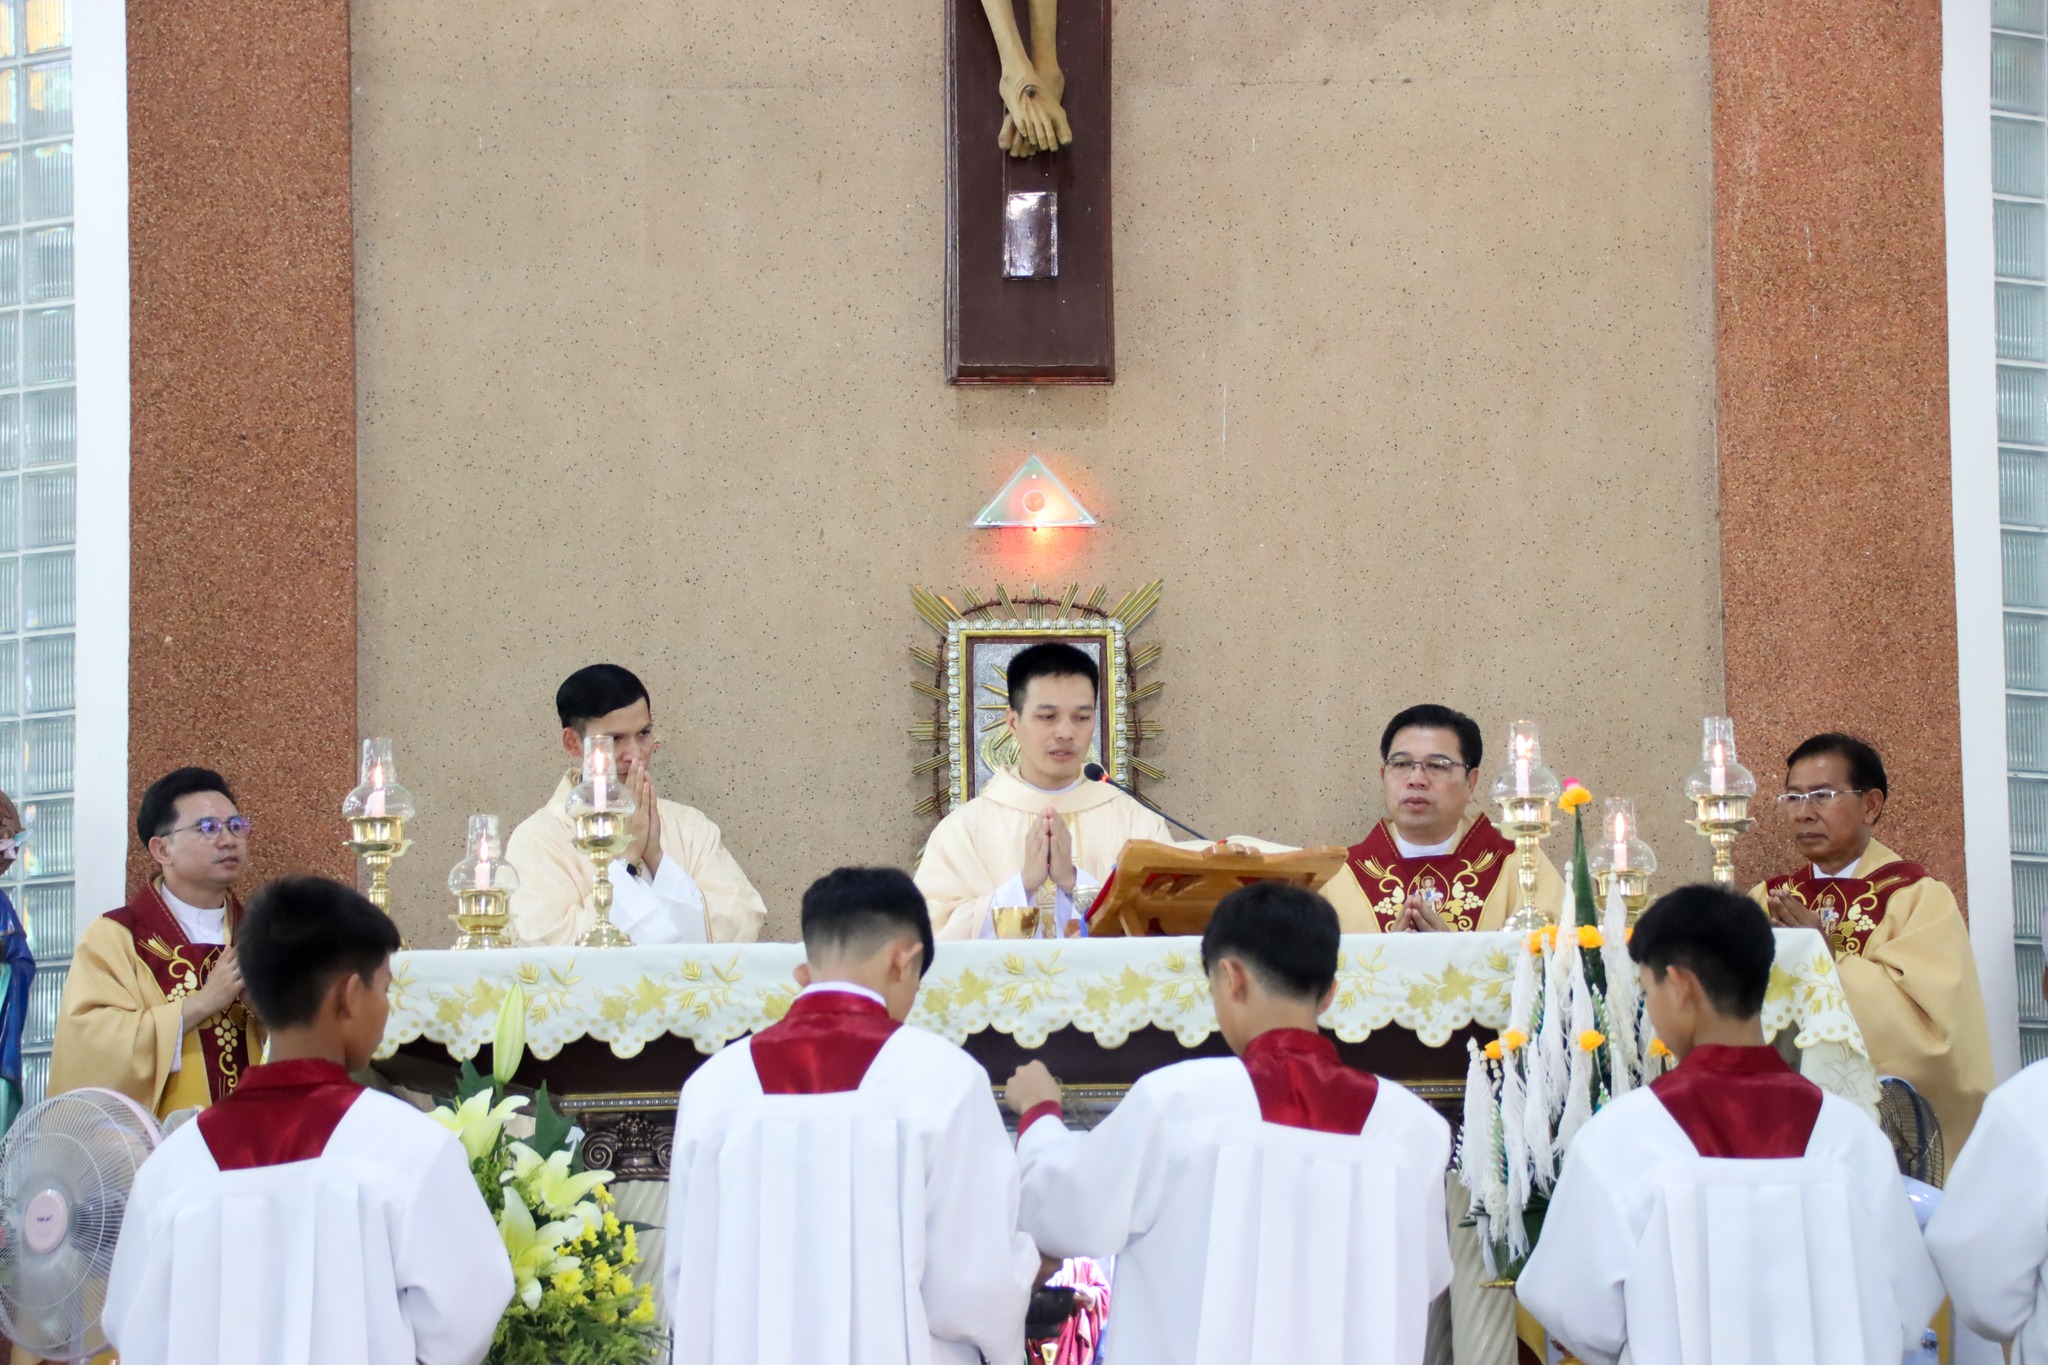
1749;732;1992;1146
915;642;1173;939
1006;881;1453;1364
1926;1026;2048;1360
104;875;513;1365
1517;883;1941;1365
508;663;766;946
662;866;1038;1365
1323;704;1565;933
50;767;263;1117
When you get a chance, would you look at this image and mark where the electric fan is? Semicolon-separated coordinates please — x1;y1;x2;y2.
1876;1075;1946;1186
0;1087;162;1361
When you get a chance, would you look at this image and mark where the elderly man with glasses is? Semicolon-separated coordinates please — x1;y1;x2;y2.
1324;703;1565;933
49;766;263;1119
1750;732;1993;1147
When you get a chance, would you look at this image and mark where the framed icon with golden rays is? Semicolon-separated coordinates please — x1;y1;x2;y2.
909;582;1165;818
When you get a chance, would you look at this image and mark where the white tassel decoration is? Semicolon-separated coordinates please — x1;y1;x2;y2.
1599;880;1640;1092
1556;943;1599;1150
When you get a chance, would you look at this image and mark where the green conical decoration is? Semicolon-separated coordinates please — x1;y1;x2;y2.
1572;802;1607;993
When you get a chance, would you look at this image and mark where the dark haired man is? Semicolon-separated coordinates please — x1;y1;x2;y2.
662;867;1037;1363
1518;884;1940;1363
508;664;765;945
915;642;1174;940
1004;881;1452;1362
1324;704;1563;933
50;767;263;1117
104;876;512;1365
1747;732;1992;1146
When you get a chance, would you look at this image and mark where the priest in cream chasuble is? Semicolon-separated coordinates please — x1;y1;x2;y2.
915;642;1173;940
1322;705;1564;934
50;769;263;1118
1750;733;1993;1148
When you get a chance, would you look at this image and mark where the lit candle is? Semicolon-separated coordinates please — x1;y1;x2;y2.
366;761;387;819
1710;741;1727;798
591;744;609;813
1514;734;1532;798
1612;810;1629;872
474;853;492;893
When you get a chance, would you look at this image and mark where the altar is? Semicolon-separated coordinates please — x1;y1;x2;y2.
374;928;1877;1179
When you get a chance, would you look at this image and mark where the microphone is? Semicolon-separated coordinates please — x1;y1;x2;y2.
1083;763;1209;842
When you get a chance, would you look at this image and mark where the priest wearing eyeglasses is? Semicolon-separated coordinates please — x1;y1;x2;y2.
1323;704;1565;933
49;767;263;1118
1748;732;1994;1146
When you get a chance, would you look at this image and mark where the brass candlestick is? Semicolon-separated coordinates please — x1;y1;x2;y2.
1496;794;1555;934
450;813;517;950
1683;717;1757;888
343;737;415;915
345;814;411;913
565;734;638;949
1589;796;1656;923
1689;795;1755;887
1491;719;1563;935
1594;867;1652;921
571;810;634;948
453;888;512;949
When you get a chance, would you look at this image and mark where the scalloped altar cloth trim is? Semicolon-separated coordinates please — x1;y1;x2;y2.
378;929;1870;1101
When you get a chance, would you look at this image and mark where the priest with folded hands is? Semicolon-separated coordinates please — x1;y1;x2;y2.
508;664;766;946
914;643;1173;940
1517;883;1941;1365
1749;732;1993;1147
1323;704;1564;934
1005;881;1453;1364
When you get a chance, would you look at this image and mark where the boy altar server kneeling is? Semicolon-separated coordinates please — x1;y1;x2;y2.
662;866;1039;1365
104;876;514;1365
1004;881;1454;1365
1516;883;1941;1365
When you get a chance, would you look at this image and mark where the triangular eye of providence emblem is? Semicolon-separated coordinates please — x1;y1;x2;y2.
972;456;1097;528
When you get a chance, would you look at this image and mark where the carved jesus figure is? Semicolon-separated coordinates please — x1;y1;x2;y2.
982;0;1073;157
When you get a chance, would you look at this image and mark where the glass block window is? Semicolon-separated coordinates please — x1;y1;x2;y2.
0;0;73;1108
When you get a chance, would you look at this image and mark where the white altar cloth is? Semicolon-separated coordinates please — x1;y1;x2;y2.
377;929;1875;1104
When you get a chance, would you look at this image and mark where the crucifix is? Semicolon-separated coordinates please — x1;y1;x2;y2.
945;0;1114;383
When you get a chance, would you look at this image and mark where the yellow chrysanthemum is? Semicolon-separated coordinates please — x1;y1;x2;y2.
1484;1040;1503;1061
603;1210;622;1238
551;1266;585;1295
1559;781;1592;811
1577;1029;1605;1052
1576;925;1603;949
629;1294;657;1325
1648;1037;1672;1058
1500;1028;1529;1052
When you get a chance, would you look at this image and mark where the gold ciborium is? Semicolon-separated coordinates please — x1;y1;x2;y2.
1589;796;1656;923
566;734;635;949
343;737;413;913
449;813;517;950
993;903;1043;939
1491;719;1561;935
1684;717;1757;887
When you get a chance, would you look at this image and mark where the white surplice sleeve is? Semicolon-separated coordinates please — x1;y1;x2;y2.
1514;1134;1634;1365
1927;1068;2048;1349
608;855;710;946
921;1070;1038;1365
1017;1077;1177;1258
395;1128;517;1365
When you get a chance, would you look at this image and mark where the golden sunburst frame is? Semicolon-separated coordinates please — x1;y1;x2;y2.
909;581;1165;818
